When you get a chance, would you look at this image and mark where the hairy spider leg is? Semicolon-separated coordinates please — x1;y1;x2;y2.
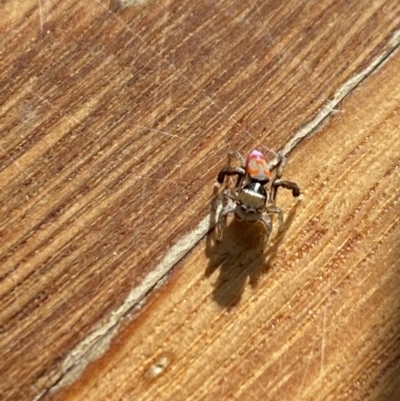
270;152;300;203
217;166;246;187
266;205;285;232
227;150;245;166
271;179;301;203
258;213;273;249
216;201;237;241
275;151;288;179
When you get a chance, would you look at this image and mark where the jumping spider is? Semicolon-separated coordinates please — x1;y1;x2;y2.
215;149;300;249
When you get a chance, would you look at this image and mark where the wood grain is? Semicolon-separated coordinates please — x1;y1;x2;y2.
0;0;400;400
55;46;400;401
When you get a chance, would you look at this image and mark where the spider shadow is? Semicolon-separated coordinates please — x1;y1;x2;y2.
205;201;299;309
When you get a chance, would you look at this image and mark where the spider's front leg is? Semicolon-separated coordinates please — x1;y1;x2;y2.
272;179;300;202
217;151;246;188
217;166;245;187
270;152;300;202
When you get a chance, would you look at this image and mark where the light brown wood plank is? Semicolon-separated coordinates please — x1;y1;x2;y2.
55;44;400;401
1;0;400;400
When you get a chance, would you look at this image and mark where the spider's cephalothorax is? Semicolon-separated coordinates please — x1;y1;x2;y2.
215;149;300;249
237;182;267;213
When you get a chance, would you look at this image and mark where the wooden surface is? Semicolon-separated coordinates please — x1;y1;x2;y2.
56;48;400;401
0;0;399;400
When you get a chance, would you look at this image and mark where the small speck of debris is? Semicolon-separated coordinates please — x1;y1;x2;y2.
146;356;169;379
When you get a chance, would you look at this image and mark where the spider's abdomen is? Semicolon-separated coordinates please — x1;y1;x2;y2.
246;150;272;183
237;182;267;212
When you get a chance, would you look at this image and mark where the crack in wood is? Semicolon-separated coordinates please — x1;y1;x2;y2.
33;28;400;401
